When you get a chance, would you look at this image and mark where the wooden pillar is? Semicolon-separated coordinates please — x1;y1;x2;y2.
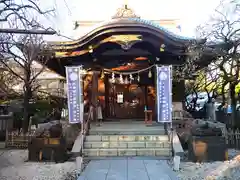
104;74;109;119
144;85;148;108
58;79;65;96
172;80;185;112
172;80;185;102
91;71;99;121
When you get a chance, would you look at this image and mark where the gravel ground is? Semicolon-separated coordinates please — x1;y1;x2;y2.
176;149;240;180
0;149;239;180
0;149;79;180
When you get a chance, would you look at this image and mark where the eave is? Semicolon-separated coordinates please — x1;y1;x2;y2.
48;18;206;51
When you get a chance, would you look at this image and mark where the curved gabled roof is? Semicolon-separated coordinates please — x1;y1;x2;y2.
49;5;206;50
127;18;194;41
50;18;205;49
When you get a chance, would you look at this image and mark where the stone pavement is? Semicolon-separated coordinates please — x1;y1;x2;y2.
78;157;178;180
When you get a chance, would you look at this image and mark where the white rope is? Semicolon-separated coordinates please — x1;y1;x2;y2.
103;64;156;75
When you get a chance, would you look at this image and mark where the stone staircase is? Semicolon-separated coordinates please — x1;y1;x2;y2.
83;122;171;158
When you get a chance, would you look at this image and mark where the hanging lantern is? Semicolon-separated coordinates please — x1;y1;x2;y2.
111;73;115;83
137;74;140;82
100;70;105;79
129;74;134;83
119;74;123;84
160;44;165;52
88;45;93;53
124;76;128;84
148;70;152;78
129;74;134;81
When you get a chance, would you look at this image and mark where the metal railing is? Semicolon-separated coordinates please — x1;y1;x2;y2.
225;128;240;149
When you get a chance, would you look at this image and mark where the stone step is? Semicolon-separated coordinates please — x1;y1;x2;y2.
83;148;171;157
85;135;169;142
89;129;165;135
84;141;170;149
83;156;171;160
0;142;5;149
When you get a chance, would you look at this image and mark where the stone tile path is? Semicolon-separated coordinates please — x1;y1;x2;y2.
78;157;178;180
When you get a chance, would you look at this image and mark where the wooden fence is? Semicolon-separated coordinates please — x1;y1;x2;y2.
225;129;240;150
0;113;13;141
6;130;35;149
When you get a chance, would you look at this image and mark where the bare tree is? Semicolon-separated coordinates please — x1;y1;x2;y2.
0;0;56;132
0;63;22;96
185;75;204;111
185;66;221;111
0;33;51;132
197;0;240;127
0;0;54;29
201;65;222;99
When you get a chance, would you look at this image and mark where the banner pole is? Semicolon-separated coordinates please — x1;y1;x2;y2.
79;66;84;156
156;65;173;134
170;65;173;130
65;65;84;176
155;64;158;124
78;65;84;175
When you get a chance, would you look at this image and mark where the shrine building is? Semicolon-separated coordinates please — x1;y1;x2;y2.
43;5;218;121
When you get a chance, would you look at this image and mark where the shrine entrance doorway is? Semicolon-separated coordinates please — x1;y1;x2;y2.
107;83;145;119
105;81;156;120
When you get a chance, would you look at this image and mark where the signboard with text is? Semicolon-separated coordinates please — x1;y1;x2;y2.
156;66;172;123
66;66;83;124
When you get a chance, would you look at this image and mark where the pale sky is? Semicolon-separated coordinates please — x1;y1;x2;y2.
41;0;222;41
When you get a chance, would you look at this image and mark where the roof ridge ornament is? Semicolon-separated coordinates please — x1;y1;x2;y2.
112;4;140;19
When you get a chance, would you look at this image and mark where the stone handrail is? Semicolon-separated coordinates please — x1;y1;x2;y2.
71;107;93;176
71;110;91;155
168;129;184;171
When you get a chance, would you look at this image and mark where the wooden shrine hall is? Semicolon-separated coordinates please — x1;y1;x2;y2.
43;5;218;121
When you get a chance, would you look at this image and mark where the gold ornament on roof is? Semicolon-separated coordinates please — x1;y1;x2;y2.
109;34;142;50
109;35;142;43
112;4;140;19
